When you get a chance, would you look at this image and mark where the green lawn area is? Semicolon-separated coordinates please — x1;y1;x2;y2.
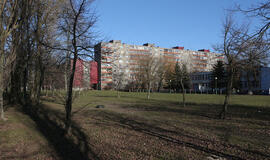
1;91;270;159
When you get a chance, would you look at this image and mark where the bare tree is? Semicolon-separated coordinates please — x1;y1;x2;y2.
114;69;125;98
135;55;162;99
0;0;19;120
174;62;191;107
236;1;270;39
59;0;97;133
102;47;126;98
156;58;167;92
112;57;126;98
240;38;270;94
132;61;146;92
215;14;249;119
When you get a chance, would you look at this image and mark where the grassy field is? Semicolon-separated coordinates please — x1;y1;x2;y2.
1;91;270;160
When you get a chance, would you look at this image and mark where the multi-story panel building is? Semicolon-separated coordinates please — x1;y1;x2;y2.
94;40;224;89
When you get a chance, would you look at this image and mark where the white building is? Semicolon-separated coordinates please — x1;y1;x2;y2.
95;40;224;90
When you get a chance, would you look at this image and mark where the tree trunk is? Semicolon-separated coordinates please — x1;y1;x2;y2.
46;86;48;97
23;64;29;105
0;40;6;120
65;53;78;133
220;69;234;119
36;67;45;104
65;33;71;91
52;85;55;97
180;78;186;107
247;71;253;95
32;4;44;104
147;82;151;100
0;95;4;120
157;78;163;92
65;17;79;132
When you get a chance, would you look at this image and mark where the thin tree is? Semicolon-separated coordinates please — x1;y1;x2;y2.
107;47;126;98
135;55;161;99
156;58;166;92
164;63;176;92
214;14;249;119
175;62;191;107
60;0;97;133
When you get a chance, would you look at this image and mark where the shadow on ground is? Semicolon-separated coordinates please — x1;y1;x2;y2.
114;95;270;121
20;103;100;160
93;93;270;121
89;110;270;160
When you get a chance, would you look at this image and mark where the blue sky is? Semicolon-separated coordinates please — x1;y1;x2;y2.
94;0;259;51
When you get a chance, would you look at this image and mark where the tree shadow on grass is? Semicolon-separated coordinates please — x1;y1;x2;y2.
119;96;270;122
122;102;221;119
93;92;270;121
20;103;100;160
91;110;270;160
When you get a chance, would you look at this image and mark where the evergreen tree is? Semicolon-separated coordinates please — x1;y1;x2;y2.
211;61;226;90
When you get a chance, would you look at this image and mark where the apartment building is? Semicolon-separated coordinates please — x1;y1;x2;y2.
94;40;224;89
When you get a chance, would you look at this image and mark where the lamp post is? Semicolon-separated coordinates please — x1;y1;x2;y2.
215;77;218;95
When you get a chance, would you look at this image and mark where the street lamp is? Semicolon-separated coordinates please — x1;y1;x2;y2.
215;77;218;95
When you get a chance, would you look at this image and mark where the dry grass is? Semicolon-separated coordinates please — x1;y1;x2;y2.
1;91;269;160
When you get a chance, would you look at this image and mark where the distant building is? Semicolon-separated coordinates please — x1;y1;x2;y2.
190;67;270;94
240;67;270;94
95;40;224;89
72;59;98;90
191;72;213;92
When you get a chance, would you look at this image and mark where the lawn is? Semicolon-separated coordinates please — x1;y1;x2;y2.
1;91;270;160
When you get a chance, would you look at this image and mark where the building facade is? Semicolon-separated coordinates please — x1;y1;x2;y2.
95;40;224;90
72;59;98;90
240;67;270;94
191;72;213;92
190;67;270;94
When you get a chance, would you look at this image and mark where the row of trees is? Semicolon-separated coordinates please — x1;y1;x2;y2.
0;0;97;132
110;53;191;106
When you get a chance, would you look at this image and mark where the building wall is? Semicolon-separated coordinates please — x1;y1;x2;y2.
191;72;213;92
193;67;270;94
240;67;270;94
72;59;98;89
260;67;270;91
95;40;225;89
90;61;98;86
73;59;84;89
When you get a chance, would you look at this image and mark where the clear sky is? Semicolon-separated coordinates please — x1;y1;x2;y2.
94;0;259;51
